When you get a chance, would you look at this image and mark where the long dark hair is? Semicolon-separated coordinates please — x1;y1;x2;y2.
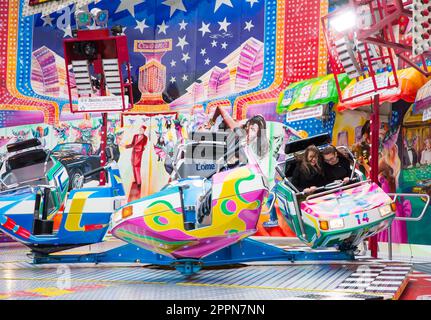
244;115;269;158
300;145;323;176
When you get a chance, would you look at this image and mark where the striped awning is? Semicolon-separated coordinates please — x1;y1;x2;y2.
338;67;429;111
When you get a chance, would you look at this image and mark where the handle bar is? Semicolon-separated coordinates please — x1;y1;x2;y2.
305;179;370;201
387;192;430;222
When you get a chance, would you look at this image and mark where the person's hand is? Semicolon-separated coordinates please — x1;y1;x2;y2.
343;177;350;184
304;186;317;194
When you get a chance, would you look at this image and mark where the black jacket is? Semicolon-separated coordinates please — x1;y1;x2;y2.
323;156;352;183
291;165;326;192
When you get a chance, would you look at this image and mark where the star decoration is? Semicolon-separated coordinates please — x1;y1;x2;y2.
244;20;254;32
170;60;177;67
179;19;188;30
41;14;54;27
115;0;143;17
200;48;207;56
176;35;189;50
214;0;233;13
135;19;149;33
62;25;73;38
162;0;187;17
218;17;231;32
170;76;176;83
221;42;228;49
157;21;169;34
181;52;191;63
246;0;259;8
211;40;218;47
204;58;211;65
182;74;189;81
198;21;211;37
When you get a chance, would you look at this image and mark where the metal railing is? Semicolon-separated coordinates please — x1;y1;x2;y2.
384;192;431;260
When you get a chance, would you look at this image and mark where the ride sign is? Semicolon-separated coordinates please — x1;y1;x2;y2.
286;105;323;122
77;95;129;112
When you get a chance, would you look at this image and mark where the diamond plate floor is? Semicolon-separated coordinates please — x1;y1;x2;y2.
0;241;411;300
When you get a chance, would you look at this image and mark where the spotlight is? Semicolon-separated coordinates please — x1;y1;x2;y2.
75;9;93;29
91;8;109;28
330;10;357;33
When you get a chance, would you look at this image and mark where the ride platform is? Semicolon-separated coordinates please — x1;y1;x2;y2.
0;237;413;300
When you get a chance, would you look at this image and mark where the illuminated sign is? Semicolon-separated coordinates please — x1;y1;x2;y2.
29;0;57;6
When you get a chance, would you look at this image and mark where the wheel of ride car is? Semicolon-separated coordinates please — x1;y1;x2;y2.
69;168;84;190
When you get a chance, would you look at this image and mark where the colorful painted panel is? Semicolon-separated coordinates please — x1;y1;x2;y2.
301;183;392;219
112;165;267;259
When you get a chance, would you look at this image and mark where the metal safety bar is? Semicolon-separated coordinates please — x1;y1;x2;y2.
305;179;370;202
387;193;430;222
384;192;430;260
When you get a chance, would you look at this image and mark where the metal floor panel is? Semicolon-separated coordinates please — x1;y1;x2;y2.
0;242;411;300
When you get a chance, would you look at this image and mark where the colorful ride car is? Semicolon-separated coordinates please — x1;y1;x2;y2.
111;139;269;260
0;138;125;253
274;134;396;251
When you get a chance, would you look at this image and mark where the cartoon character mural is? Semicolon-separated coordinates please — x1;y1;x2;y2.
70;119;102;146
31;126;49;146
11;129;30;143
53;123;70;143
153;133;166;162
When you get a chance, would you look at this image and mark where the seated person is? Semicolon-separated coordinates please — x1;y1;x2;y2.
291;145;326;194
321;145;352;184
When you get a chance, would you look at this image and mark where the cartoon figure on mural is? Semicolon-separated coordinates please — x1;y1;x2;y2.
11;129;30;143
164;116;173;130
125;125;148;188
155;117;164;136
71;120;102;146
53;123;70;143
31;126;49;147
154;132;167;162
403;136;419;168
420;138;431;165
174;118;184;143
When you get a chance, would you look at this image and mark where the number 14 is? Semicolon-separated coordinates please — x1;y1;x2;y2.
355;213;369;225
